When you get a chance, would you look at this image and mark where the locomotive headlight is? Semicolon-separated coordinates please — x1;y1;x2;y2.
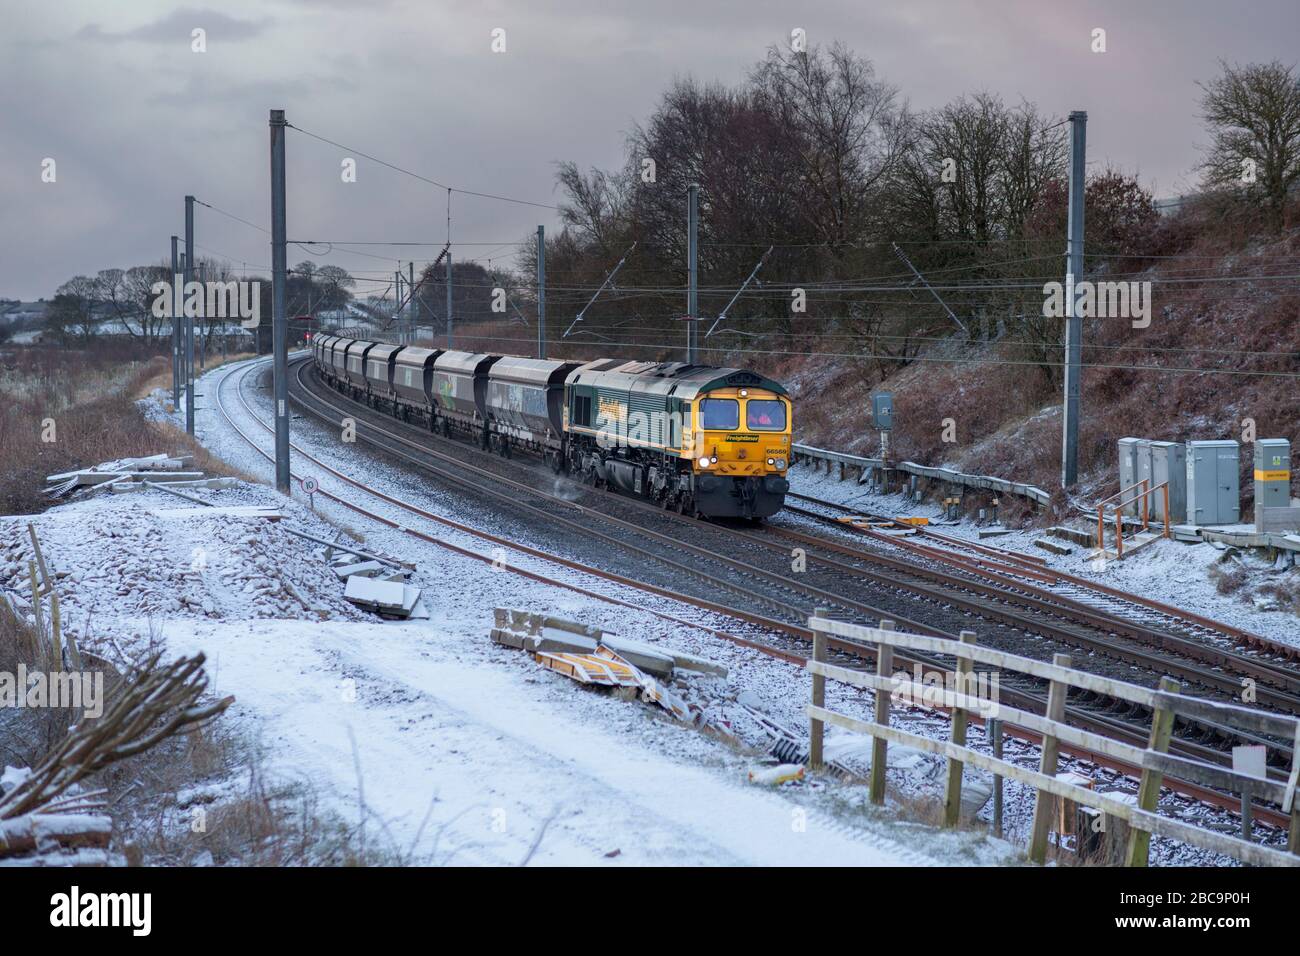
774;457;787;469
766;457;775;465
698;456;711;468
710;456;717;463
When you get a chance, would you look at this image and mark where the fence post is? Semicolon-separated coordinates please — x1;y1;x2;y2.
49;591;63;671
809;608;829;770
27;560;42;638
1029;652;1072;864
1285;727;1300;854
870;619;895;805
943;630;978;828
990;718;1003;838
1125;675;1180;867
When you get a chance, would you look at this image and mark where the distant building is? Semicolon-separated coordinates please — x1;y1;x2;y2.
0;300;48;325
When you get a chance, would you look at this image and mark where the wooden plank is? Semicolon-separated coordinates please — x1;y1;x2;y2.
1154;691;1300;741
943;631;977;827
870;620;894;805
1029;653;1071;864
811;618;1158;708
1126;676;1180;867
806;705;1300;868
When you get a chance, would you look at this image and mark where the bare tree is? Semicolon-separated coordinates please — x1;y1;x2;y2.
45;276;100;344
749;42;907;250
1198;60;1300;229
101;264;171;345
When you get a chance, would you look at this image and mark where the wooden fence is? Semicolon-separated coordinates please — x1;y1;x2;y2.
806;615;1300;867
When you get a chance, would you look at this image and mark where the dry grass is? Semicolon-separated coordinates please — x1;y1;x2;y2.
0;345;256;515
108;724;401;867
0;600;394;866
1209;562;1250;596
130;351;258;401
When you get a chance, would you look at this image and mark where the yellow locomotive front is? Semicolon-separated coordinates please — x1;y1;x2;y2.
684;383;791;518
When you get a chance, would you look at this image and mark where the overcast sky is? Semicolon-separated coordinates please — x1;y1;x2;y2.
2;0;1297;301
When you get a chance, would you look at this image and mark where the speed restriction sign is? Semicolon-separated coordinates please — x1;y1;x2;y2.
301;476;319;509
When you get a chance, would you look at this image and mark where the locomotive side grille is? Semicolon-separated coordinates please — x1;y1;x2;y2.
627;393;666;446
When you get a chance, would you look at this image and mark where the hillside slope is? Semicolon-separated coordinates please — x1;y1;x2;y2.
783;209;1300;514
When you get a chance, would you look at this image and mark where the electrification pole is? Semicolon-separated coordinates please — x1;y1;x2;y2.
394;269;402;342
687;184;698;364
408;261;415;345
170;235;180;409
270;109;290;493
184;195;195;435
198;262;206;371
1060;110;1087;488
536;225;545;359
446;251;453;349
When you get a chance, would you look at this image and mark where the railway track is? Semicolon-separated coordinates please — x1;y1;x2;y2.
211;355;1296;833
787;490;1300;664
286;359;1300;744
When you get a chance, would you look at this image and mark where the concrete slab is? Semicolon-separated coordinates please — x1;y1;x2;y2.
1033;538;1073;555
334;560;385;580
1048;525;1096;547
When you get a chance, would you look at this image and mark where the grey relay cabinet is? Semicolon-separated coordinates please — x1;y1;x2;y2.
1186;440;1240;526
1117;437;1143;517
1148;441;1187;523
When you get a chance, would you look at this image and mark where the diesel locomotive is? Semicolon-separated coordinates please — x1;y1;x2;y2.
310;335;792;519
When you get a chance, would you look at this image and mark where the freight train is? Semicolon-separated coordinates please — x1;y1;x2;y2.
310;335;792;519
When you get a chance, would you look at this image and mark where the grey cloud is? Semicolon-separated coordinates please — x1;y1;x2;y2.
77;8;270;44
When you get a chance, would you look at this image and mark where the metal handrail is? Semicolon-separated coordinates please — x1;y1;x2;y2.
1097;480;1171;558
1097;478;1152;509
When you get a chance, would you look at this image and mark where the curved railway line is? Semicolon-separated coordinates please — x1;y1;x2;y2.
786;491;1300;664
293;356;1300;729
209;354;1298;834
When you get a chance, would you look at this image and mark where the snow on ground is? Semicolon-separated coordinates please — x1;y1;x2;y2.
5;356;1280;864
788;466;1300;647
1;355;1028;865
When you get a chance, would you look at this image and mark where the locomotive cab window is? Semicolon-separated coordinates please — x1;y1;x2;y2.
746;399;786;430
700;398;739;430
572;394;593;427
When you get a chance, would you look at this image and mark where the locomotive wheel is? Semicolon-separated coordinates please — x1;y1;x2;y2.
442;419;451;438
